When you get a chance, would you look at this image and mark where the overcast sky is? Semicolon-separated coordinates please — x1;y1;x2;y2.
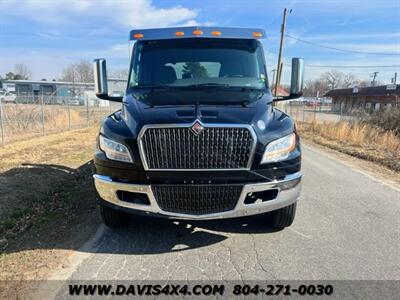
0;0;399;84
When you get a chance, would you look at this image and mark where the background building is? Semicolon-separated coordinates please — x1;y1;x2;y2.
325;84;400;113
0;78;126;106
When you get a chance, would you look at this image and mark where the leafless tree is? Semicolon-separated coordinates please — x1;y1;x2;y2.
342;73;358;88
320;70;361;90
61;60;94;83
320;70;344;90
110;69;129;80
356;80;369;87
303;79;329;97
303;71;369;96
14;63;31;80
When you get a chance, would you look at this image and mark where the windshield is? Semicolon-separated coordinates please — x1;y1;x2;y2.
129;38;268;90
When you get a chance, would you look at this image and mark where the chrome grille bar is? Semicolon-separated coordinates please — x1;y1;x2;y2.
138;121;257;171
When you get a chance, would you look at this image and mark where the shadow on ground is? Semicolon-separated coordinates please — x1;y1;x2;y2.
93;214;281;255
1;162;280;257
1;161;99;255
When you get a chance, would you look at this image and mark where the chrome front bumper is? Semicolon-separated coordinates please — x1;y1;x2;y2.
93;172;302;220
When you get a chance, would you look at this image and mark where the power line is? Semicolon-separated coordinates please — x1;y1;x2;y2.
282;61;400;69
306;64;400;69
285;34;400;56
273;52;400;69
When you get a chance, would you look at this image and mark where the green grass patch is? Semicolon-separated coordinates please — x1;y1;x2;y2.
1;207;34;234
1;169;92;252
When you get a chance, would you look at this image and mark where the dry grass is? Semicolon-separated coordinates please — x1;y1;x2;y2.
298;120;400;172
0;126;99;172
1;104;111;143
0;126;101;298
361;107;400;135
0;126;99;243
3;104;85;132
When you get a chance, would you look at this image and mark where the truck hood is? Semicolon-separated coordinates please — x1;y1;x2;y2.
123;89;273;128
102;89;295;151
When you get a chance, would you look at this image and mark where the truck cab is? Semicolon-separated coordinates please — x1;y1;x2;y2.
93;27;304;229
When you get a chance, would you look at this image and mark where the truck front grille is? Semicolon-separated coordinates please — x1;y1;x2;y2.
152;184;243;215
139;125;255;170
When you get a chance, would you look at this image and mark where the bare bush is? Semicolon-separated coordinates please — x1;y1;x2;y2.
2;105;86;135
14;63;31;80
0;101;114;144
298;119;400;171
360;107;400;136
61;60;93;83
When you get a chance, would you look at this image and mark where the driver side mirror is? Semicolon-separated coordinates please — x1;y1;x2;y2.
93;58;123;102
274;57;304;101
290;58;304;97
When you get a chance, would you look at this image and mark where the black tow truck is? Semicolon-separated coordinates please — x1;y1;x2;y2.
93;26;304;229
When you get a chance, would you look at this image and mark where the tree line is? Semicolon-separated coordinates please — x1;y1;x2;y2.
1;61;128;83
60;61;128;82
1;62;383;98
302;70;382;97
1;63;32;81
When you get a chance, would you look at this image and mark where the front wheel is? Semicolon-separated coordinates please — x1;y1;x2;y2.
99;203;128;228
266;203;297;228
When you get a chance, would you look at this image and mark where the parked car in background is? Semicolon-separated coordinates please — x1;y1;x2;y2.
0;91;17;104
305;100;321;108
67;97;81;106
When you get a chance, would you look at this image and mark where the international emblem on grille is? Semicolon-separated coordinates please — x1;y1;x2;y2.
190;122;204;135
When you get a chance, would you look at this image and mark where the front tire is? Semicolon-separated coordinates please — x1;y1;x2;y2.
267;203;297;228
99;203;127;228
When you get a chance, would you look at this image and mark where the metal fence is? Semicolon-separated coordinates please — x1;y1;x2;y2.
278;101;355;124
0;94;389;145
0;92;121;144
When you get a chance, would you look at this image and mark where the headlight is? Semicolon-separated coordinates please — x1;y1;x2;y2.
99;135;133;163
261;133;296;164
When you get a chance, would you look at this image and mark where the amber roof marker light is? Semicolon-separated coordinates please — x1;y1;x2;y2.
129;27;266;41
211;31;221;36
133;33;144;39
192;29;203;36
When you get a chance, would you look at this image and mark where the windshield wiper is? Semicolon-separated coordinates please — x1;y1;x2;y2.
132;84;172;90
184;84;266;92
132;83;264;92
239;86;265;92
133;83;231;91
184;83;230;89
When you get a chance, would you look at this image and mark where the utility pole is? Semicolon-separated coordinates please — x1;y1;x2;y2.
271;69;276;88
370;71;379;86
274;8;291;96
392;72;397;84
278;62;283;85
